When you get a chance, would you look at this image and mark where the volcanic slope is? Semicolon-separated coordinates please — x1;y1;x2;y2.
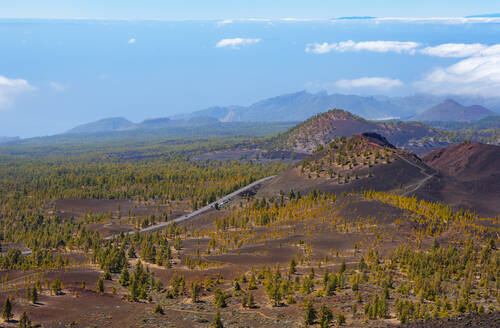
259;132;437;197
413;99;496;122
420;142;500;216
269;109;442;155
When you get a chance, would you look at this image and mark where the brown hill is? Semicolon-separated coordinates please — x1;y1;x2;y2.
261;133;500;217
413;99;495;122
419;142;500;216
270;109;443;155
259;132;437;197
423;142;499;177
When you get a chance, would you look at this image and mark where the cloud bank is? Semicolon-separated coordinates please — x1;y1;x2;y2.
335;77;403;90
420;43;488;57
416;53;500;97
217;18;271;26
415;43;500;97
216;38;261;49
128;38;136;44
306;40;420;54
0;75;34;109
304;40;500;97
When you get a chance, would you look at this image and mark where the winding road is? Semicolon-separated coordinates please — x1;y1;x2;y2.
104;175;276;240
396;155;436;196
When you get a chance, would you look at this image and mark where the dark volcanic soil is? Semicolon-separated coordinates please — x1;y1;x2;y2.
420;142;500;216
423;142;500;178
258;153;434;198
393;311;500;328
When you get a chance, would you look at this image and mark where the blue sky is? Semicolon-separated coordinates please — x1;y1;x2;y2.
1;3;500;137
1;1;499;20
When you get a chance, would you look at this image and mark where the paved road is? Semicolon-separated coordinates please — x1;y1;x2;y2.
104;175;276;240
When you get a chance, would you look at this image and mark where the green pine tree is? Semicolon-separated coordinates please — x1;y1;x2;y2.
18;312;32;328
303;300;317;326
211;310;223;328
119;266;130;286
97;277;104;293
31;287;38;304
2;298;13;322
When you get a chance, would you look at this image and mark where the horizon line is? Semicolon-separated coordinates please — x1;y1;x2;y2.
0;15;500;23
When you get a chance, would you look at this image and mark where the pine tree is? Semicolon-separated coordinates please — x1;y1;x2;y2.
247;292;256;308
18;312;32;328
248;273;257;290
191;281;201;303
303;300;317;326
119;266;130;286
213;288;227;308
128;247;136;258
289;258;297;275
339;259;346;273
129;279;139;301
51;279;62;295
319;304;333;328
2;298;12;322
211;310;223;328
337;312;346;326
153;304;164;315
31;287;38;304
97;277;104;293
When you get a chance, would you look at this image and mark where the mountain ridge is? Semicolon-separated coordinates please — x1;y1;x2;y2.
67;117;134;134
0;136;20;144
64;91;500;136
412;99;496;122
268;109;441;154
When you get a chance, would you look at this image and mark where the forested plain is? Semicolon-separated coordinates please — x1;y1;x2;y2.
0;127;498;327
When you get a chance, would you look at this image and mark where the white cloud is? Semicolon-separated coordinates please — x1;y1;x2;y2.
217;19;234;26
366;17;500;24
280;18;314;22
216;38;261;49
49;81;67;92
416;43;500;97
0;75;35;109
305;43;337;54
420;43;488;57
218;17;500;26
416;53;500;97
479;44;500;56
306;40;420;54
128;38;136;44
335;77;403;90
217;18;271;26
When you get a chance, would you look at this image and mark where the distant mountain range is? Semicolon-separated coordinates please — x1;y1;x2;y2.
177;91;429;122
0;136;20;144
66;116;221;134
177;91;500;123
66;91;500;135
67;117;134;134
412;99;496;122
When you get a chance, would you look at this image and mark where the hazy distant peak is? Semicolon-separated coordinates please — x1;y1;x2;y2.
413;99;495;122
66;117;134;134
